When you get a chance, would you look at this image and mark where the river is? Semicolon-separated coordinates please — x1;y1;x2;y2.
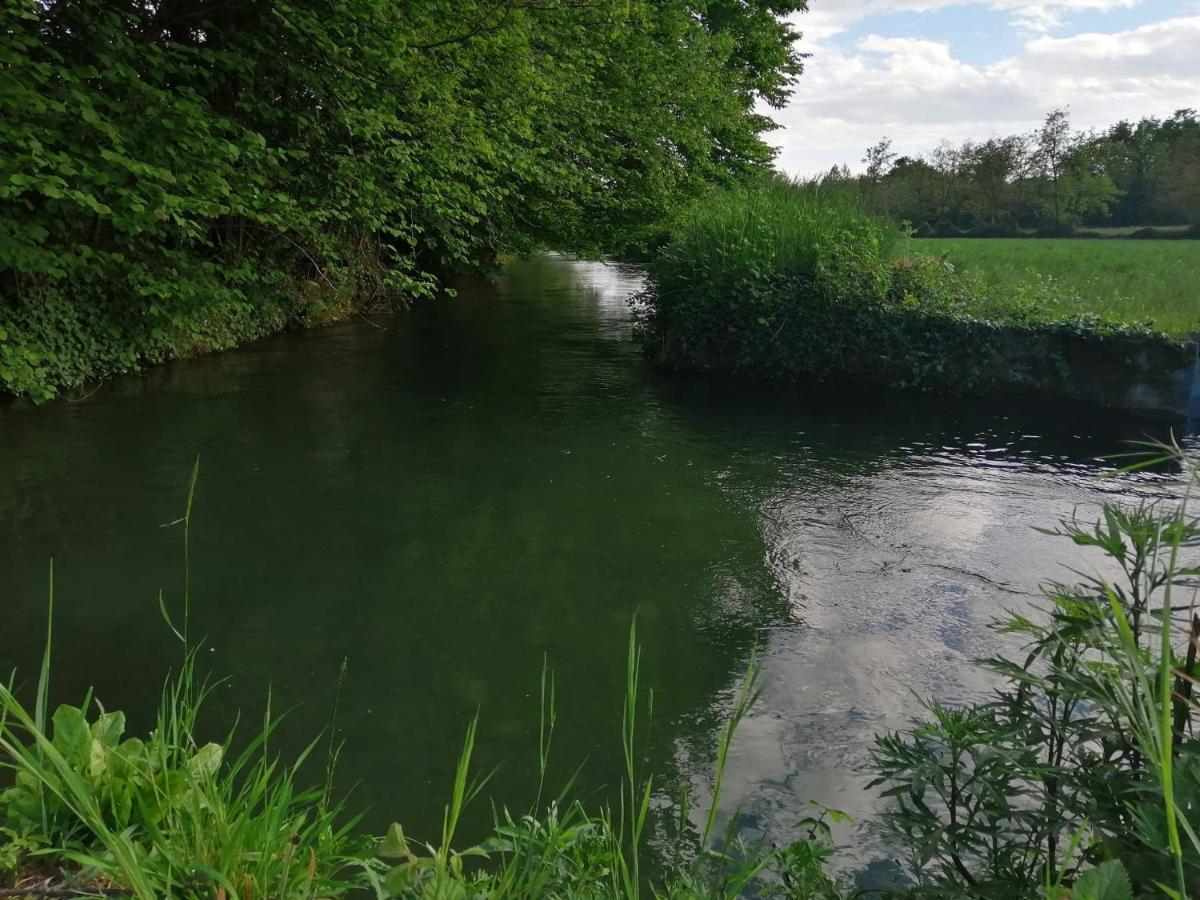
0;253;1184;884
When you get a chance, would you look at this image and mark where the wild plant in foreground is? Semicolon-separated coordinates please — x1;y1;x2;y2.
371;621;844;899
872;442;1200;897
0;460;366;899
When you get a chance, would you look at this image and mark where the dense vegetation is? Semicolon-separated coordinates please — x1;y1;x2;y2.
840;108;1200;237
910;238;1200;337
0;0;805;401
636;177;1195;404
3;450;1198;897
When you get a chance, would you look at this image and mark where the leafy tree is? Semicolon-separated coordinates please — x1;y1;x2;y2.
963;136;1025;226
1033;108;1075;226
0;0;808;399
1160;130;1200;224
863;138;896;183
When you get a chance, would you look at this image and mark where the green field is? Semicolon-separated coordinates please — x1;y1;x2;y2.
909;237;1200;336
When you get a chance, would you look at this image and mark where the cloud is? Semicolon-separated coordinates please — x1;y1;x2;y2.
770;13;1200;175
993;0;1142;32
795;0;1143;39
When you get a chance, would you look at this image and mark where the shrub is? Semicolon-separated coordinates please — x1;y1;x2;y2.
638;177;899;377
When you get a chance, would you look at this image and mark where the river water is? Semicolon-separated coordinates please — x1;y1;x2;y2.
0;254;1186;882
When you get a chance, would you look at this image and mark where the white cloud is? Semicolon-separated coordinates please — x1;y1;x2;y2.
770;13;1200;175
794;0;1142;40
993;0;1142;32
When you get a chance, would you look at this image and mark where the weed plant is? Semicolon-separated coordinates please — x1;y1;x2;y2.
872;440;1200;897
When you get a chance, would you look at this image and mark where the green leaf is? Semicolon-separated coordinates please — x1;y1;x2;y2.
187;742;223;780
1072;861;1133;900
51;704;92;768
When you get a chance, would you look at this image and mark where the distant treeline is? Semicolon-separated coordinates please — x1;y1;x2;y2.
832;109;1200;237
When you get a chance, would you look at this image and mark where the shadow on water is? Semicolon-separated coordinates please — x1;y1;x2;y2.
0;253;1193;879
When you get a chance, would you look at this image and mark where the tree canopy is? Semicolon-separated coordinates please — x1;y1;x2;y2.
1;0;806;398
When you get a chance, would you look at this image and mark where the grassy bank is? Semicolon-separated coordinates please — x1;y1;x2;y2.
910;237;1200;337
3;456;1200;896
636;178;1196;412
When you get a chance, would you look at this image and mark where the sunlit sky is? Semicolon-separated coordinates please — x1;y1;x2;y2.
768;0;1200;176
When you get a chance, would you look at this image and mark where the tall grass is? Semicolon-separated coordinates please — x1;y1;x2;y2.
372;617;841;898
909;237;1200;336
0;466;364;899
651;176;899;298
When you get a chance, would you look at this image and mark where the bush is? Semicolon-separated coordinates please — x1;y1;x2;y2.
638;177;900;378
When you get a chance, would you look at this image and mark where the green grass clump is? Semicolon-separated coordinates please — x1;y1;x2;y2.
652;176;897;303
910;237;1200;337
638;177;905;378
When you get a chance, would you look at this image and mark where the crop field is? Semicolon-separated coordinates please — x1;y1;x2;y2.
909;238;1200;336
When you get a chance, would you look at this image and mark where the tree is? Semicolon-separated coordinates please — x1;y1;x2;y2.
1159;131;1200;224
963;136;1026;226
1033;108;1073;226
1;0;810;397
863;138;896;182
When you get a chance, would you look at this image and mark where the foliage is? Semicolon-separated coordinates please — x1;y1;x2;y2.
0;467;364;899
0;0;807;401
636;176;898;379
367;625;845;899
636;177;1185;397
871;443;1200;897
0;608;845;899
843;108;1200;234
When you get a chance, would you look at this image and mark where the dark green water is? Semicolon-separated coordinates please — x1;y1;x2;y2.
0;254;1184;875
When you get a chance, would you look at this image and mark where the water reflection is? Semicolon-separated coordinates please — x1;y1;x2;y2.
649;376;1186;878
0;254;1190;877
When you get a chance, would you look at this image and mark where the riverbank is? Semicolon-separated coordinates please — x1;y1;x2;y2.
0;276;369;403
637;178;1200;418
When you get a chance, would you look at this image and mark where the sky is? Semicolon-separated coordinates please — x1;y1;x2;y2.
768;0;1200;176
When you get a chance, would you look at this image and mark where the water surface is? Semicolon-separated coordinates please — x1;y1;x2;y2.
0;254;1183;879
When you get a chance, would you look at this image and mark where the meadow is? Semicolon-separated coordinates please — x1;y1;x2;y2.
909;237;1200;336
